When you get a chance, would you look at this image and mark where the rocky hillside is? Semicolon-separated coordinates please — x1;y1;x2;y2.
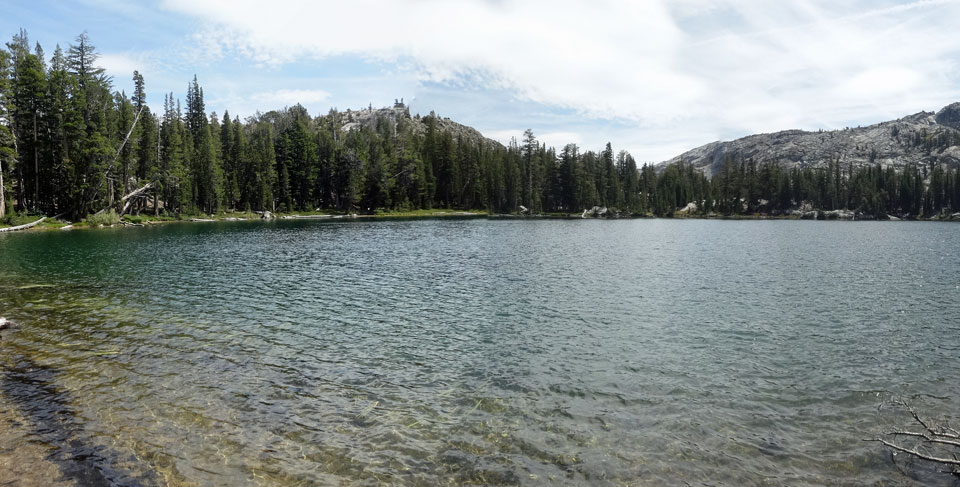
662;102;960;178
338;102;503;150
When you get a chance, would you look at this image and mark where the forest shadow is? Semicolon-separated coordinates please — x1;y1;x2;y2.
0;352;161;487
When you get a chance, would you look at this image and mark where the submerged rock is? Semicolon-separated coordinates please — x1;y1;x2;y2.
0;318;16;338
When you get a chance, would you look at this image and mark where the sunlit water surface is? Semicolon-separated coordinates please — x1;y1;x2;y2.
1;219;959;486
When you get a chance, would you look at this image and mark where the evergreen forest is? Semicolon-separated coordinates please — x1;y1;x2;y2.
2;31;960;225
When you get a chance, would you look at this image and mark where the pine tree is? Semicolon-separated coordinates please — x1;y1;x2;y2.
67;32;104;126
249;121;276;212
44;46;85;215
360;140;388;212
220;111;239;209
10;49;46;211
0;48;15;219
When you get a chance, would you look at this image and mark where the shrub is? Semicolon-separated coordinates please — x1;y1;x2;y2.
2;211;44;227
85;209;121;226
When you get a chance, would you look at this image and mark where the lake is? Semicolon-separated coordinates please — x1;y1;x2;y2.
1;219;958;486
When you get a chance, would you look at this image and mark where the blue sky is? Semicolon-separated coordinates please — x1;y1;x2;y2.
4;0;960;162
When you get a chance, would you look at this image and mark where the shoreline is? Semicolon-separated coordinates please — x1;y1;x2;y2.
2;209;959;233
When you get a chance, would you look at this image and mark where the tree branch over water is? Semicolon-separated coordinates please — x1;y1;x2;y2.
867;398;960;476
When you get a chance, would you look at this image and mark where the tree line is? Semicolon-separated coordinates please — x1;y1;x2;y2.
2;30;959;223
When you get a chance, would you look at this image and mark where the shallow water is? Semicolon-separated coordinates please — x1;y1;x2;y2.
0;219;958;486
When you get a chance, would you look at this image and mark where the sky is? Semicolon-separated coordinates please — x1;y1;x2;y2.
3;0;960;162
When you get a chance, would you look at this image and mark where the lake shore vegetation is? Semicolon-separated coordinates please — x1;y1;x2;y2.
2;31;960;231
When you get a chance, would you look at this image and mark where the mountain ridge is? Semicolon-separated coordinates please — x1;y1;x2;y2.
337;102;504;150
661;102;960;178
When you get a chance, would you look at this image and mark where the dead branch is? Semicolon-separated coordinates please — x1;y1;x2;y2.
885;431;960;449
91;106;146;217
114;105;144;161
870;398;960;476
900;399;960;440
865;438;960;466
119;182;153;215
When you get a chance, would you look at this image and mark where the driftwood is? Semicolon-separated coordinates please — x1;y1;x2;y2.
867;399;960;476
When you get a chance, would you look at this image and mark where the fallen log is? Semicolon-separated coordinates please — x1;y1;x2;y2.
0;216;47;233
93;181;154;217
119;182;154;215
0;211;68;233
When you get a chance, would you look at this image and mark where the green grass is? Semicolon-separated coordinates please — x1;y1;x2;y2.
0;211;70;231
1;211;45;227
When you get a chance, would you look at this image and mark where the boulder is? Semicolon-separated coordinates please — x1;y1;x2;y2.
677;202;698;214
819;209;855;220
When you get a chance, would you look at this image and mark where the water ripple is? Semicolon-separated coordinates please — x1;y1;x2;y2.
0;219;958;485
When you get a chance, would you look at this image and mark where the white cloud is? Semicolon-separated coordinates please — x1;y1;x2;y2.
251;89;331;106
98;53;146;78
159;0;702;123
157;0;960;161
835;67;923;99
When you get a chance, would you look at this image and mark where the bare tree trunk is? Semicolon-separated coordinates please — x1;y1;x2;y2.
0;156;5;220
0;211;66;233
9;129;21;212
115;182;154;215
16;164;24;212
33;111;38;211
156;120;161;217
0;215;46;232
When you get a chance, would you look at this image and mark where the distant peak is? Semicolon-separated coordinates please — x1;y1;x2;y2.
935;102;960;131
